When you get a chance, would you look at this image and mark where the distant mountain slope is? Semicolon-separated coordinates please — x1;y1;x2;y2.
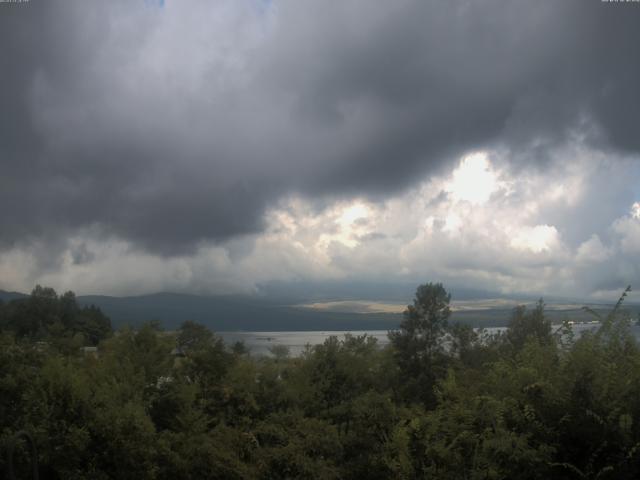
76;292;402;331
3;289;636;332
0;290;28;303
77;293;634;330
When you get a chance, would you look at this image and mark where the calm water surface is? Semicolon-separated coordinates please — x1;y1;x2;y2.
219;324;640;356
219;330;391;356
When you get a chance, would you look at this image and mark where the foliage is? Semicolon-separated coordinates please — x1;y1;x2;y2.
0;285;111;347
506;299;552;351
2;284;640;479
388;282;452;405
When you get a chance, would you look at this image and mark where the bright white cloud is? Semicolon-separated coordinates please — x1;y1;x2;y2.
612;213;640;255
446;152;502;204
575;235;611;264
510;225;561;253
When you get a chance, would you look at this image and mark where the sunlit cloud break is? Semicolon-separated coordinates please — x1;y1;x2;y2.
2;146;638;300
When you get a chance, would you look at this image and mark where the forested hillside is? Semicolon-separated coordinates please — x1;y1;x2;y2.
1;284;640;479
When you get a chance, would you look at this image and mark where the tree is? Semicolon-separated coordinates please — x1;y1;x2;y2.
506;299;551;351
76;305;112;345
17;285;60;338
59;291;79;330
0;286;111;345
269;344;290;362
388;282;451;405
177;320;214;352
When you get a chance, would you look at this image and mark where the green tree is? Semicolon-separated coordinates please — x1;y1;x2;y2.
0;286;111;345
506;299;551;351
76;305;112;345
388;282;451;405
177;320;213;352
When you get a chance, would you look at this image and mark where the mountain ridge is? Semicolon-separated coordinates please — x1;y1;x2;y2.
2;289;636;332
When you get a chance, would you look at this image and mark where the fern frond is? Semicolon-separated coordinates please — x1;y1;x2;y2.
548;462;586;478
581;306;602;320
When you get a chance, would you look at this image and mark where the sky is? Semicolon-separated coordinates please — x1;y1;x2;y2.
1;0;640;301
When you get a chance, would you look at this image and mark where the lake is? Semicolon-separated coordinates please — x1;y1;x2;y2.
219;330;391;356
219;323;640;356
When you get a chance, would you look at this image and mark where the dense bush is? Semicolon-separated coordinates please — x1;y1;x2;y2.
1;283;640;479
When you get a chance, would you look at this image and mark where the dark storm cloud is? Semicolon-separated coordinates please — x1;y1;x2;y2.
1;0;639;254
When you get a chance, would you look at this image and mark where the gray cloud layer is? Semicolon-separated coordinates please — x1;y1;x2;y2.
1;0;640;255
